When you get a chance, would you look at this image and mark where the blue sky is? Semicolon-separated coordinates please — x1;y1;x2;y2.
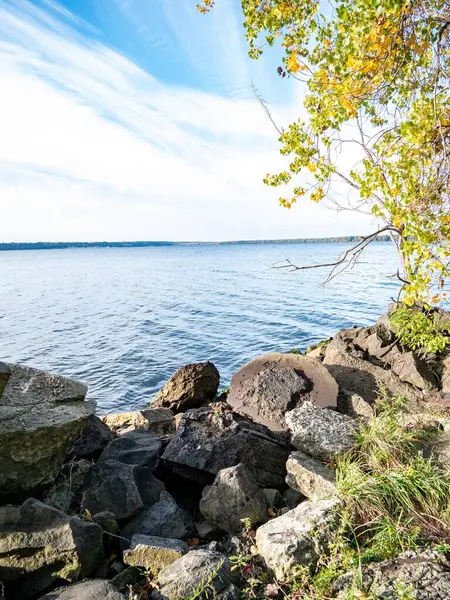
0;0;374;241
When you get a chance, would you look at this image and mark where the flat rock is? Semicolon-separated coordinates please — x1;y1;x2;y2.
199;463;268;533
158;549;241;600
102;408;175;436
152;361;220;413
392;351;438;390
286;402;356;459
286;451;337;499
123;534;188;572
67;415;114;460
121;491;193;546
228;353;338;430
37;580;125;600
98;430;162;469
255;498;340;581
0;364;93;501
162;406;290;489
0;498;103;600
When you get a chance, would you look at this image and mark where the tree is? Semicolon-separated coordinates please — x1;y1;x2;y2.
198;0;450;306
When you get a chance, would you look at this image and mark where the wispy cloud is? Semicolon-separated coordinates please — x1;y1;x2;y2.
0;0;372;241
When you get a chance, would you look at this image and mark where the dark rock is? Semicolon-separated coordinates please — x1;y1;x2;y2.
286;451;337;499
162;406;290;489
0;361;10;398
121;491;193;546
110;567;145;593
102;408;175;436
392;352;438;390
134;466;166;507
0;364;93;502
282;488;304;508
0;498;103;600
228;353;338;430
152;362;220;413
37;580;125;599
199;463;268;533
42;459;93;514
98;430;162;470
262;488;283;508
123;534;188;572
67;415;114;460
158;549;241;600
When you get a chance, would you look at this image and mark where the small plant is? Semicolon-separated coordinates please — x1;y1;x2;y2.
390;307;450;354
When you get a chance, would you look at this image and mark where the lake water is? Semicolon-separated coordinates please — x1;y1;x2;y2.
0;243;400;413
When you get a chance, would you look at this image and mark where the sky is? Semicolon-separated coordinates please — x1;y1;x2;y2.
0;0;376;242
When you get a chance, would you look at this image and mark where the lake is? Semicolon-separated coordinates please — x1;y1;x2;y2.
0;243;400;413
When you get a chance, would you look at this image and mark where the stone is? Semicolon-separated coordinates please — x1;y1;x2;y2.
431;430;450;468
37;580;125;600
162;406;290;489
0;498;103;600
67;415;115;460
43;459;93;514
286;402;356;459
199;463;268;533
282;488;304;508
306;346;326;360
323;336;422;404
255;498;340;581
152;362;220;413
158;549;241;600
123;534;188;572
441;356;450;394
228;353;338;430
262;488;283;508
0;361;10;398
338;389;374;422
286;451;337;499
92;511;119;535
102;408;175;436
98;430;162;470
196;520;222;540
110;567;145;593
121;491;193;546
392;352;438;390
0;363;93;502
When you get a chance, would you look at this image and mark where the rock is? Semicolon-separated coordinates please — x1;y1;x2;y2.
392;352;438;390
158;549;241;600
0;498;103;600
37;580;125;600
162;406;290;489
199;463;268;533
196;520;222;540
334;549;450;600
441;356;450;394
91;510;119;535
306;346;326;360
431;430;450;468
228;352;338;430
152;362;220;413
262;488;283;508
282;488;303;508
286;451;337;499
123;534;188;572
0;364;93;502
0;361;10;398
133;466;166;507
286;402;356;459
338;389;374;422
43;459;92;513
110;567;145;593
121;491;193;546
323;336;422;404
255;498;339;581
67;415;114;460
102;408;175;436
98;430;162;470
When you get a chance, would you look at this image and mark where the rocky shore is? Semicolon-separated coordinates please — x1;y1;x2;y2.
2;305;450;599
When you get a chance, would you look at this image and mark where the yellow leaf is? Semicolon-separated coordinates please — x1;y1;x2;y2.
287;51;300;73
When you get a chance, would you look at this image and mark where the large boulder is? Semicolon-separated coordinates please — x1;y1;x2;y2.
123;534;188;572
199;463;268;533
98;430;162;470
255;498;340;581
391;352;438;390
227;353;338;430
152;362;220;413
101;408;175;436
67;415;114;460
162;406;290;488
157;549;241;600
0;499;103;600
286;451;337;499
38;580;125;600
286;402;356;459
0;364;94;502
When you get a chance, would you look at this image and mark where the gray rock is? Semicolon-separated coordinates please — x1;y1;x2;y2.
282;488;304;508
286;402;356;459
67;415;114;460
430;430;450;468
0;364;93;502
37;580;125;600
286;451;337;499
228;353;338;430
123;534;188;572
0;361;10;398
441;356;450;393
262;488;283;508
162;406;290;489
43;459;93;514
339;389;374;422
121;491;193;545
152;362;220;413
0;498;103;600
392;352;438;390
199;463;268;533
91;510;119;536
255;498;340;581
102;408;175;436
110;567;145;593
98;430;162;470
158;549;241;600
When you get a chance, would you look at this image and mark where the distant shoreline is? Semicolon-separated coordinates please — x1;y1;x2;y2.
0;236;392;252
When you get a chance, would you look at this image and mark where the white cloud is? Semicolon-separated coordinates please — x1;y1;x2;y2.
0;0;373;241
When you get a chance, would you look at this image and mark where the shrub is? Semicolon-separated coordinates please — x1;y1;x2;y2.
390;307;450;354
